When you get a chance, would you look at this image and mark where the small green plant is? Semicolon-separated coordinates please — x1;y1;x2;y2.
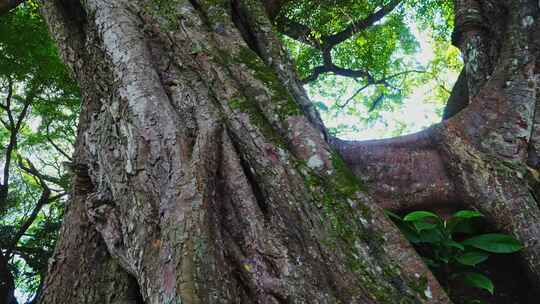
386;210;523;297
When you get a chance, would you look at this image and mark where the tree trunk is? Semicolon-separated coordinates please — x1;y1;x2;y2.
36;0;540;303
0;251;17;304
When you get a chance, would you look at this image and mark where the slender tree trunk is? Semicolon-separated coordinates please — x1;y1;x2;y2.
36;0;540;303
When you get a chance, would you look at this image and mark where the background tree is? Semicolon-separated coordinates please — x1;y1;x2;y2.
0;3;78;303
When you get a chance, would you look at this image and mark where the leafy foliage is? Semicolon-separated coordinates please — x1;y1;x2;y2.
277;0;461;139
0;2;78;301
387;210;523;298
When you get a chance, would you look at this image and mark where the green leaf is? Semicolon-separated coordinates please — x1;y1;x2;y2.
444;240;465;251
447;218;477;234
456;250;489;266
462;272;494;294
423;257;439;268
413;221;437;232
396;222;422;243
418;229;444;243
462;234;523;253
439;256;450;264
452;210;483;219
403;211;439;222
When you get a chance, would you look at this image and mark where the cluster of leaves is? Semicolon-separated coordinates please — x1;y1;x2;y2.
0;1;79;301
405;0;453;40
387;210;523;299
276;0;461;139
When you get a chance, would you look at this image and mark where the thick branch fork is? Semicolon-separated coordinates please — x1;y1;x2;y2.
331;128;457;212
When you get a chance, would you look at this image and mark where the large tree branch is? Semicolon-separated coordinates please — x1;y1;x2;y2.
0;80;17;207
324;0;402;47
6;187;51;256
4;157;66;258
302;47;374;83
276;0;403;84
18;155;64;188
0;0;25;16
276;0;402;49
330;127;457;212
0;77;16;128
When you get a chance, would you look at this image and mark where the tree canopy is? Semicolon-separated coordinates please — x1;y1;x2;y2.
0;2;78;301
276;0;460;137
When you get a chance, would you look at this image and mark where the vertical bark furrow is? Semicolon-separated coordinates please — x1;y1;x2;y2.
452;0;492;97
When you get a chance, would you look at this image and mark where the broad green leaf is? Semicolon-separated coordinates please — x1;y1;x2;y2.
447;218;477;234
413;221;437;232
396;222;422;243
462;272;494;294
422;257;439;268
444;240;465;251
462;234;523;253
403;211;439;222
452;210;483;219
418;229;444;243
456;251;489;266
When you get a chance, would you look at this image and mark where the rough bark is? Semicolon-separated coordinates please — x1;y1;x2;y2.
35;0;540;303
39;172;142;304
331;129;457;213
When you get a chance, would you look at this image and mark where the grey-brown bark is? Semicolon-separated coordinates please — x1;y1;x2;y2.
331;129;457;213
34;0;540;303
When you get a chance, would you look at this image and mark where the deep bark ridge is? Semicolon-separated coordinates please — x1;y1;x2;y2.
33;0;540;303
